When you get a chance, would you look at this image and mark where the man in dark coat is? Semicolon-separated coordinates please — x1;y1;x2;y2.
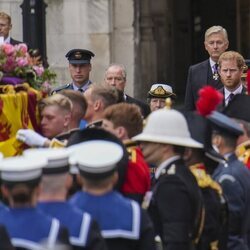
185;26;229;111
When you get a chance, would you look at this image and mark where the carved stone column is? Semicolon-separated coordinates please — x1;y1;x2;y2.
134;0;157;101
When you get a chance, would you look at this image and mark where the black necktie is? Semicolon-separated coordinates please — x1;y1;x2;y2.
78;88;83;93
228;93;235;105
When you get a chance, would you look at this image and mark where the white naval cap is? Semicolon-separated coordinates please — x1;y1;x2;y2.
69;140;123;179
147;83;176;99
23;148;70;174
0;156;47;183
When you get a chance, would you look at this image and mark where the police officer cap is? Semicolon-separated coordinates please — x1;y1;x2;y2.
183;111;225;163
23;148;70;175
208;111;243;137
69;140;123;179
147;83;176;99
65;49;95;64
223;94;250;123
0;156;47;184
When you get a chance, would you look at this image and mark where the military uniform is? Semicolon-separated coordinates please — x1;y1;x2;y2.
121;140;151;204
68;140;156;250
190;163;227;250
0;207;69;249
23;147;107;250
38;202;106;250
147;156;203;250
236;140;250;169
0;155;70;249
51;49;94;95
207;110;250;250
213;154;250;250
70;191;155;250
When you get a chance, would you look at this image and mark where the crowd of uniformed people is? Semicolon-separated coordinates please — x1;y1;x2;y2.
1;10;250;250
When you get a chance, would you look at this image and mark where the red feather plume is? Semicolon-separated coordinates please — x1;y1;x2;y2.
196;86;223;116
247;69;250;95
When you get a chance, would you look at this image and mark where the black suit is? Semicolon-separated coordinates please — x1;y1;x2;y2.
217;85;247;110
125;95;151;118
185;59;223;111
9;37;23;45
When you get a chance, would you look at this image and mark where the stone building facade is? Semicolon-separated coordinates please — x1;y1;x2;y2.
1;0;250;104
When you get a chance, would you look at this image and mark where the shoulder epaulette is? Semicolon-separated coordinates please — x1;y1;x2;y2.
190;164;222;195
126;145;137;163
50;84;71;95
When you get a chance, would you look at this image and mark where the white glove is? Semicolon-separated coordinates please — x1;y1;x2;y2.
16;129;48;147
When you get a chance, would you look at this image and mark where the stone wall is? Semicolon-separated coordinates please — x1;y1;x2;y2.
0;0;136;96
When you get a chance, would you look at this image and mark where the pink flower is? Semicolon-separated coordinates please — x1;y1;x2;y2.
16;57;28;67
3;56;16;72
33;65;44;77
15;43;28;54
41;81;52;94
2;43;15;56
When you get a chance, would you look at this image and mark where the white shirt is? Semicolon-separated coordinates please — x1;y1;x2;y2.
224;84;243;106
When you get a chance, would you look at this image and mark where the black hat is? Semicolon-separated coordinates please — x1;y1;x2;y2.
183;111;225;163
147;83;176;99
208;111;243;137
67;128;128;187
23;148;70;175
0;156;47;185
69;140;123;179
223;94;250;123
65;49;95;64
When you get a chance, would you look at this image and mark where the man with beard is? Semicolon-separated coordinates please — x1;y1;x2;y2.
218;51;246;108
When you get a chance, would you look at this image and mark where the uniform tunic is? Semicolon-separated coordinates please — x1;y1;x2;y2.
38;201;107;250
213;153;250;250
0;207;70;250
148;156;203;250
69;190;155;250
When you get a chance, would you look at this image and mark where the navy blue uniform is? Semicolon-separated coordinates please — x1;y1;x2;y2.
69;190;155;250
0;207;70;249
51;80;92;95
148;157;203;250
213;153;250;250
38;201;107;250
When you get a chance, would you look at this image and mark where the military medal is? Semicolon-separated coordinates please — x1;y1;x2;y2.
213;72;219;80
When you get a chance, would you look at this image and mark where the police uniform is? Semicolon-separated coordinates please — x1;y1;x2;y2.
23;148;107;250
68;140;156;250
121;140;151;204
208;111;250;250
51;49;95;94
0;155;70;250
